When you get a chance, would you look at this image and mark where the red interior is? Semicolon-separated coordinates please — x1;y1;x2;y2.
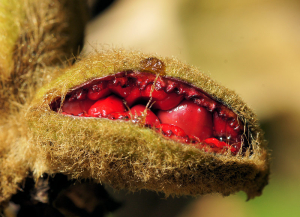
51;71;248;155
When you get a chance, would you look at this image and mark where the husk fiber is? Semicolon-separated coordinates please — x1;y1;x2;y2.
0;0;269;207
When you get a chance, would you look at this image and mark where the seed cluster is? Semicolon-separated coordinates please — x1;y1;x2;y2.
51;71;248;155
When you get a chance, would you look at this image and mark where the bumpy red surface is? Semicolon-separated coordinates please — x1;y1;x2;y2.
52;71;246;155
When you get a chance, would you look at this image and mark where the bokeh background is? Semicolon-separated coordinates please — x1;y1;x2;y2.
84;0;300;216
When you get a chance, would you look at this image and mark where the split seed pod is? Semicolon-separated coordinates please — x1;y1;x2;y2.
0;0;269;209
27;50;270;200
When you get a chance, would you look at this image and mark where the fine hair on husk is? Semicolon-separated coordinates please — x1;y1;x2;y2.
0;0;269;210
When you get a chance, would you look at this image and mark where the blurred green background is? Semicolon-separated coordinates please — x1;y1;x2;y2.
85;0;300;216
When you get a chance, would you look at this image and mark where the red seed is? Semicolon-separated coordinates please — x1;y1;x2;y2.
88;83;111;100
157;100;213;140
129;105;160;127
61;112;70;115
213;112;239;140
189;135;201;143
78;113;91;117
107;111;129;120
88;95;126;117
124;87;142;106
135;75;152;90
159;124;186;137
141;84;168;101
57;71;245;155
109;84;132;98
113;77;128;86
62;99;95;116
166;81;177;92
230;142;240;154
69;89;87;101
152;92;184;110
204;138;238;154
204;138;227;148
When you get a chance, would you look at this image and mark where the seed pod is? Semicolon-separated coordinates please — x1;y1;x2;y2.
27;49;270;200
0;0;269;208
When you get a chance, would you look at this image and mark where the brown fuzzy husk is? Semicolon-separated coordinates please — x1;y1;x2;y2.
0;0;269;208
0;0;88;114
0;0;87;204
26;50;270;200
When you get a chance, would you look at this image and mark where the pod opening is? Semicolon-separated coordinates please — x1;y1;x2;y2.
50;71;250;155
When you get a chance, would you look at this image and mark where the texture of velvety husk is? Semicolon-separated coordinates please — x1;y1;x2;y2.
0;0;88;114
26;50;270;200
0;0;269;207
0;0;88;205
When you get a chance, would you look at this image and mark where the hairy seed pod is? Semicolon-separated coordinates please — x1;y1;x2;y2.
0;0;269;210
27;50;270;200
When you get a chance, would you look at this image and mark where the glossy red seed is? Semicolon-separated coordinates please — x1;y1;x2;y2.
62;99;95;116
159;124;186;137
204;137;217;144
88;95;126;117
56;71;246;155
113;77;128;86
88;83;111;100
129;105;160;127
204;138;238;154
155;77;167;89
109;85;132;98
61;112;70;115
166;81;177;92
78;113;91;117
124;87;142;106
141;84;168;101
204;138;223;147
107;111;129;120
230;142;240;154
152;92;184;110
157;100;213;140
135;75;152;90
213;111;239;140
189;135;201;143
69;89;87;101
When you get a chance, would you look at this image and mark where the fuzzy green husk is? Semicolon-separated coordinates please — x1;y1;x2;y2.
0;0;88;114
27;50;269;200
0;0;87;204
0;0;269;207
0;0;23;79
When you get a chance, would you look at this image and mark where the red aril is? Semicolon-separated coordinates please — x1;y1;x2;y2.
158;124;187;137
109;85;132;98
152;93;184;110
62;99;95;115
124;86;141;106
157;100;213;140
129;105;160;127
88;95;126;117
141;84;168;101
88;83;111;100
213;111;239;140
